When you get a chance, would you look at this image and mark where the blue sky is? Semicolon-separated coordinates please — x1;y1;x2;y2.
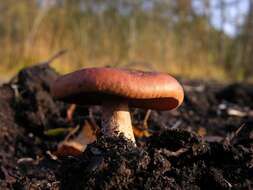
192;0;250;36
38;0;250;37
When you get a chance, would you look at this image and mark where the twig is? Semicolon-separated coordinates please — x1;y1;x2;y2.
47;49;68;64
224;123;245;144
224;179;233;188
9;49;67;84
171;120;182;129
88;108;100;133
40;49;68;66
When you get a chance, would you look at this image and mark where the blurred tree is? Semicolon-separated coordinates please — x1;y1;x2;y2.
0;0;252;81
235;0;253;80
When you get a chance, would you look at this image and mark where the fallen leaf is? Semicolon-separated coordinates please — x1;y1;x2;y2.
55;141;85;157
133;126;152;138
76;120;97;145
54;120;97;157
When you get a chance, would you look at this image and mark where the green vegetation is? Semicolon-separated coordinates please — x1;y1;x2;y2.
0;0;252;82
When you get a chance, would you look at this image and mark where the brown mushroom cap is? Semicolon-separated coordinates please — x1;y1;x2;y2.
51;67;184;110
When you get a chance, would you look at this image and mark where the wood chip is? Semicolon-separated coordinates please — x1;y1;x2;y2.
227;108;247;117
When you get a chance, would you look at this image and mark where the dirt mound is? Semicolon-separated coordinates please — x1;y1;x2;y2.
14;64;69;134
0;85;22;189
57;130;252;190
216;83;253;108
0;65;252;189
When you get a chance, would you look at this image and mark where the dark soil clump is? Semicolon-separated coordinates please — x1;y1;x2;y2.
14;64;69;134
0;65;253;189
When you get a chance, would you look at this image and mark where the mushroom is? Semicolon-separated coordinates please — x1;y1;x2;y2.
51;67;184;144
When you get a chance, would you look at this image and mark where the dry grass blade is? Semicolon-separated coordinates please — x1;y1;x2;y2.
133;109;152;138
67;104;76;122
143;109;151;129
44;127;72;137
64;125;80;142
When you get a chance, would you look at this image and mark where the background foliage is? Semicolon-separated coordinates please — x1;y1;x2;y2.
0;0;252;82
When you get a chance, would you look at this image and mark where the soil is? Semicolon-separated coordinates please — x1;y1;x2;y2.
0;65;252;190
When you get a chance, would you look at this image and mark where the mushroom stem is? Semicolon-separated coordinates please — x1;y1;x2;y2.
101;101;136;143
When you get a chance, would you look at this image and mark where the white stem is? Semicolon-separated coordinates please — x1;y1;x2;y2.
101;101;136;143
